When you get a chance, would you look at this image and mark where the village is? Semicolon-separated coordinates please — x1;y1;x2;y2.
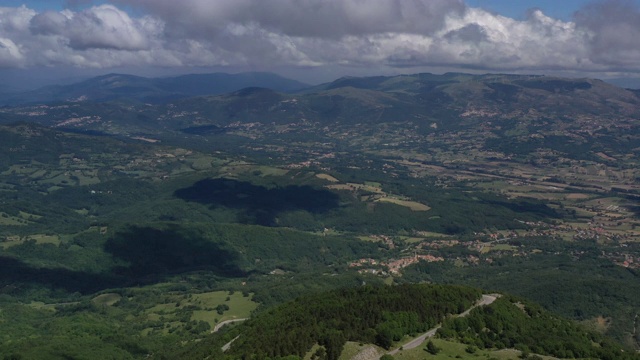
346;214;640;277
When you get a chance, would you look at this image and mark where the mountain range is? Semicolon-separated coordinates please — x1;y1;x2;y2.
0;72;309;105
3;71;640;166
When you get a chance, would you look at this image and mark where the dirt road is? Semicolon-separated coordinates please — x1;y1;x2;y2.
220;294;499;356
213;318;247;333
386;294;498;356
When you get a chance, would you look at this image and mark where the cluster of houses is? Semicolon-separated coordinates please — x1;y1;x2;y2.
603;247;640;269
349;253;444;275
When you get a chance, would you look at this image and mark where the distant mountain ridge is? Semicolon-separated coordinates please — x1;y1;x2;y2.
3;72;640;165
165;72;640;128
0;72;309;105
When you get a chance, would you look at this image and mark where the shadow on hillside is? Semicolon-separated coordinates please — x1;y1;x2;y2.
0;255;120;294
482;199;559;218
0;225;244;296
174;178;340;226
104;224;245;279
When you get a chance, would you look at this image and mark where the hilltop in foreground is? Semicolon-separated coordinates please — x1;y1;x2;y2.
176;284;635;360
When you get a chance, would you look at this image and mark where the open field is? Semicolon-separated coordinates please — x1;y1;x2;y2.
0;213;28;226
316;173;339;182
1;234;61;249
189;155;218;170
326;183;385;194
252;165;289;177
92;293;123;306
327;181;432;212
190;291;257;325
375;197;430;211
144;290;257;329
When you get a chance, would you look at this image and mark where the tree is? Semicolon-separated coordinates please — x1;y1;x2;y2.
425;340;440;355
215;304;229;315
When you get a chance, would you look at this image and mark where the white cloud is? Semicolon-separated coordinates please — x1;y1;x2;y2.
0;0;638;76
0;6;35;33
0;37;24;67
415;8;592;70
30;5;154;50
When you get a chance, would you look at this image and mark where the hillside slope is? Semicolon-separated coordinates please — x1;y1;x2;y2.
173;284;636;360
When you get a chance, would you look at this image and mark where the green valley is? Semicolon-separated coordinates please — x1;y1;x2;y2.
0;72;640;359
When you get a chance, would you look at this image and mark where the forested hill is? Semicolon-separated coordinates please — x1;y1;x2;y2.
176;284;481;360
172;285;638;360
438;295;637;360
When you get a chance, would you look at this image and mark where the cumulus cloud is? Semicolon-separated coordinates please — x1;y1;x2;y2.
413;8;592;70
0;0;639;76
0;6;34;67
30;5;153;50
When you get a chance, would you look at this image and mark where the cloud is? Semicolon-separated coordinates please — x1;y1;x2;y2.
0;37;24;67
412;8;592;71
0;0;638;77
0;6;35;67
444;24;489;43
30;5;153;51
120;0;466;38
575;0;640;68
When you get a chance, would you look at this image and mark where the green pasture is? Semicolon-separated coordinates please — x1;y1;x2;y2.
190;291;257;325
1;233;61;249
144;290;257;328
376;197;430;211
92;293;123;307
0;213;28;226
189;156;217;170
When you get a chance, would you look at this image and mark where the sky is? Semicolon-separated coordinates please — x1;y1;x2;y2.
1;0;640;89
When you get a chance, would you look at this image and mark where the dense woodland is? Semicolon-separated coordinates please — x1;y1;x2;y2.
403;238;640;345
175;284;481;360
0;221;382;300
438;295;635;359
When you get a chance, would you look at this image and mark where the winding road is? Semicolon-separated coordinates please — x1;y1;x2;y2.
219;294;499;355
217;318;248;353
385;294;499;357
213;318;248;333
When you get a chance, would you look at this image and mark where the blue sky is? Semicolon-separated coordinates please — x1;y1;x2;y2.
6;0;628;19
468;0;596;19
1;0;640;87
2;0;66;11
2;1;100;11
